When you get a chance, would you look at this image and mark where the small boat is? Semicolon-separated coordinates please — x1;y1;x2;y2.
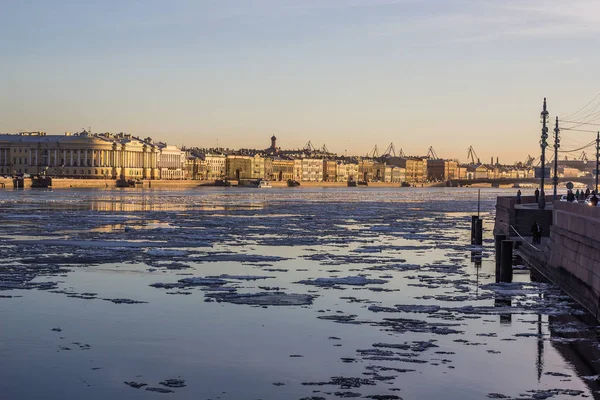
13;177;25;189
347;179;357;187
116;178;141;188
357;180;369;186
31;176;52;188
287;179;300;187
214;179;231;187
258;179;272;188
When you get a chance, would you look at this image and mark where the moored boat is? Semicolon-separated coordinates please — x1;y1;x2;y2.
258;179;272;188
214;179;231;187
116;178;141;188
13;177;25;189
287;179;300;187
31;176;52;188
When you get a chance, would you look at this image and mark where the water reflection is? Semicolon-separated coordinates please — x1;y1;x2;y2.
549;313;600;397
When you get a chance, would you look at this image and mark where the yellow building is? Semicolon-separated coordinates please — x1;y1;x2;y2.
226;154;264;180
272;158;295;181
323;160;337;182
0;131;161;179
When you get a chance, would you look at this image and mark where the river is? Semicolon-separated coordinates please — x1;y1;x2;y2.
0;187;597;399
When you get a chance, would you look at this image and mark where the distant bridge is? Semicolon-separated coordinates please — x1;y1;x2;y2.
446;177;597;188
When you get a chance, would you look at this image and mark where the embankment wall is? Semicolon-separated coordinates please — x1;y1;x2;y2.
544;202;600;317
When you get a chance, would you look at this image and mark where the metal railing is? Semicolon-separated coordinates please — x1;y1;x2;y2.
510;224;544;252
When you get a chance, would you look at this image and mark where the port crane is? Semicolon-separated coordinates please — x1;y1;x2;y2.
368;145;379;158
467;146;480;164
303;141;317;153
427;146;439;160
382;143;396;158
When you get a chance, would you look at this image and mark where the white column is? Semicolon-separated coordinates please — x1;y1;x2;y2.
84;150;88;167
29;150;32;166
54;149;57;166
70;150;73;166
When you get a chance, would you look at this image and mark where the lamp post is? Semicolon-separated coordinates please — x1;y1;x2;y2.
539;98;549;209
553;117;560;200
596;132;600;195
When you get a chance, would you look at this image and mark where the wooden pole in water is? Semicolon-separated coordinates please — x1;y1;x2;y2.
500;240;514;283
471;215;478;244
495;234;507;282
475;218;483;246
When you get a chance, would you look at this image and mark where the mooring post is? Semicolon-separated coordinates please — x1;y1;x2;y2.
500;240;514;283
495;234;507;281
475;218;483;246
471;215;478;244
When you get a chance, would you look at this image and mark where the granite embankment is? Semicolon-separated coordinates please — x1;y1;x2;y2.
496;196;600;320
543;201;600;318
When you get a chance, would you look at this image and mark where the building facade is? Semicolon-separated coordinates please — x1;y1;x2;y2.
0;131;164;179
202;153;227;180
336;162;358;182
323;160;337;182
226;154;264;180
272;158;295;181
156;143;186;180
301;158;323;181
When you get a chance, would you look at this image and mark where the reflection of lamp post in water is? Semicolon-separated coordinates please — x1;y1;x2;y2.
539;98;549;209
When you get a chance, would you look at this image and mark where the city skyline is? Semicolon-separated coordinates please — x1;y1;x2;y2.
2;0;600;163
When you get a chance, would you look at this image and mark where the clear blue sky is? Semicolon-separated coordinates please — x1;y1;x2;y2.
1;0;599;163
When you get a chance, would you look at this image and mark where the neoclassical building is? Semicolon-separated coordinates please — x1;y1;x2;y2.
0;131;182;179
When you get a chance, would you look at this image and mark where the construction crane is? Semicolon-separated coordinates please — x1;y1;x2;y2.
321;144;329;153
579;151;588;162
397;148;406;158
382;142;396;157
467;146;480;164
369;145;379;158
427;146;439;160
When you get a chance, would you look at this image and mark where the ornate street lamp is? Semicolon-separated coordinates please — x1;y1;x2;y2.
539;98;549;209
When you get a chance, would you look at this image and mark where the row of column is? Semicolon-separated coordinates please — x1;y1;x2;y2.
158;153;184;169
0;148;157;169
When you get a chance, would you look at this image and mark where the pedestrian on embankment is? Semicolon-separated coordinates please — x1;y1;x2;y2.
516;189;522;204
534;188;540;203
530;221;542;244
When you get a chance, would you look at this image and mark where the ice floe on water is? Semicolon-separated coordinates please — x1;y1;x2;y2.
296;276;388;287
205;292;315;306
1;189;599;399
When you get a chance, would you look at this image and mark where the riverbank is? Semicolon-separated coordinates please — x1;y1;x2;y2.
0;178;441;189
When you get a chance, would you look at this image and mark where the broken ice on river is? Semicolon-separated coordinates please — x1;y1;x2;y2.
1;188;599;400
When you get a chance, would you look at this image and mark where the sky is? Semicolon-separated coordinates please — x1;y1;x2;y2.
1;0;600;163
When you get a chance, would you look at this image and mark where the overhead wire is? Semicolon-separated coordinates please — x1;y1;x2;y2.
556;140;596;153
561;107;600;129
560;120;600;127
562;91;600;120
561;127;599;134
